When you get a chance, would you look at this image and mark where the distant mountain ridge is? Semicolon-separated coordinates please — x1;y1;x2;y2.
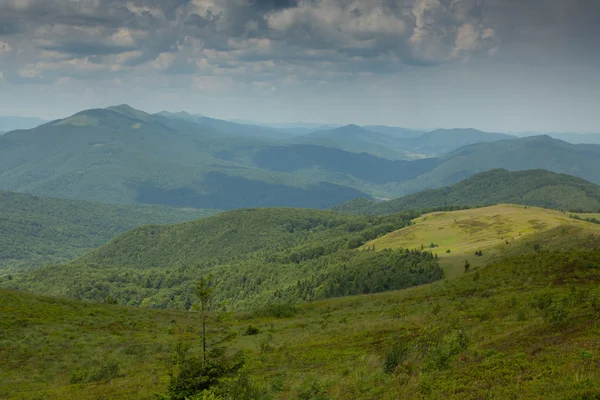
288;124;414;160
335;169;600;214
402;128;515;155
2;105;600;210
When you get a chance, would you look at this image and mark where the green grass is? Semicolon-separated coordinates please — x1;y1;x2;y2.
366;204;600;277
2;224;600;399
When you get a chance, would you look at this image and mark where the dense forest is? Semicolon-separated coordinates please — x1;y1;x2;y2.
0;190;217;273
1;208;448;310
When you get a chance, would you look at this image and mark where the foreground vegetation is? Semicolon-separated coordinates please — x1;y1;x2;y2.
2;222;600;399
0;190;217;274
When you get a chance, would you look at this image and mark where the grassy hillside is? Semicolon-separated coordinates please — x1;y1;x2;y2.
0;190;218;273
2;220;600;399
365;204;600;278
336;169;600;215
3;208;445;310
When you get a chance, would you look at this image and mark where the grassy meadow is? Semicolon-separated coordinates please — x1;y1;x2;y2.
366;204;600;277
2;205;600;399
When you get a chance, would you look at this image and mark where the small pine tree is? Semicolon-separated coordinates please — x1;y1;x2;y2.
166;275;243;400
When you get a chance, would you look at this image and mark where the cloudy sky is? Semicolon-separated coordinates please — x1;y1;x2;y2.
0;0;598;132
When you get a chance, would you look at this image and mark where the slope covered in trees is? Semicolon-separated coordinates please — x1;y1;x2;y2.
335;169;600;215
2;208;444;309
0;190;217;273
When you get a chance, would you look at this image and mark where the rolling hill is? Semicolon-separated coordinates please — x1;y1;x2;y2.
381;135;600;196
289;124;413;160
401;128;515;156
0;190;218;273
2;206;600;399
3;207;441;309
335;169;600;215
365;204;600;276
362;125;424;138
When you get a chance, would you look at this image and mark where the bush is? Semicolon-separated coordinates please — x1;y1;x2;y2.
383;344;409;374
532;293;571;325
243;325;260;336
297;380;329;400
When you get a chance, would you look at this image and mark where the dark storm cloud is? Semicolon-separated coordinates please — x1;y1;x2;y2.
0;0;598;86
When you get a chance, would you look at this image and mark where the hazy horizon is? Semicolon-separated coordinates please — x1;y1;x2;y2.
0;0;598;133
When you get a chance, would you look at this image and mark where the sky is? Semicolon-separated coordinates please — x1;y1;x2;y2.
0;0;599;133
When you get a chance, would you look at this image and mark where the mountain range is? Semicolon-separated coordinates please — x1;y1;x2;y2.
2;105;600;210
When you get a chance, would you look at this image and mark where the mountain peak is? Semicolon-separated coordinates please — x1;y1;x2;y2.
105;104;152;122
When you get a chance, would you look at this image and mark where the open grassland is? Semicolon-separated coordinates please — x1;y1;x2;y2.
366;204;600;277
2;224;600;399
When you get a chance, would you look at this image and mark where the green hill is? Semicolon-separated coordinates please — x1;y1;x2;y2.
3;208;445;310
0;190;217;273
289;124;413;160
401;135;600;191
0;105;375;209
335;169;600;214
2;220;600;399
365;204;600;277
402;128;515;156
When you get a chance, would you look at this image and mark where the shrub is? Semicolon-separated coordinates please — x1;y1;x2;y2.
297;380;329;400
243;325;260;336
544;297;571;325
383;344;409;374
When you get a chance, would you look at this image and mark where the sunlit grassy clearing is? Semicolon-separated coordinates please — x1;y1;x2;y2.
367;204;600;256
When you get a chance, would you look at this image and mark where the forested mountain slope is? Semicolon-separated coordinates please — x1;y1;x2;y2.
3;208;444;309
335;169;600;214
0;190;217;273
